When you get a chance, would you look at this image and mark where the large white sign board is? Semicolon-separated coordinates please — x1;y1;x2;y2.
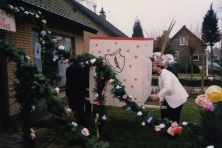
0;9;16;32
89;37;153;107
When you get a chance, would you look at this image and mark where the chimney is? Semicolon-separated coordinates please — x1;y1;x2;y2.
93;3;97;13
99;7;106;19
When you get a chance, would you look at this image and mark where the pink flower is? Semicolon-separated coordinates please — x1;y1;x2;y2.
30;132;36;139
167;127;175;136
81;128;90;136
154;126;161;132
171;121;178;127
204;101;215;111
195;95;208;107
122;95;127;99
85;61;89;65
208;77;213;82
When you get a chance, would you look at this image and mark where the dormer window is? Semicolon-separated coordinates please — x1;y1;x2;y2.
180;36;188;45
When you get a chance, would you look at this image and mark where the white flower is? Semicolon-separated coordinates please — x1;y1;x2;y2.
206;146;214;148
116;85;121;89
71;122;78;127
26;56;30;60
37;11;41;14
129;95;133;99
96;113;99;117
48;31;51;34
94;93;99;98
159;123;165;128
55;87;59;94
90;58;96;64
102;115;107;120
182;122;188;126
66;108;72;112
58;45;65;50
141;122;145;126
109;79;114;84
93;73;97;77
31;106;35;112
24;11;28;15
137;111;142;116
121;83;125;86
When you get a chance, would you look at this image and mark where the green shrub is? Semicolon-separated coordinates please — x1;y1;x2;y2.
173;63;200;73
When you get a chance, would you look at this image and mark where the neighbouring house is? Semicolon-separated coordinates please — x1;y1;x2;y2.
0;0;127;131
169;25;205;70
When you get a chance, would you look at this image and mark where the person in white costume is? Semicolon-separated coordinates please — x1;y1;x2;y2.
149;54;188;123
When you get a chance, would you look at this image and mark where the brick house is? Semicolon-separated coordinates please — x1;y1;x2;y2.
169;25;205;69
0;0;127;131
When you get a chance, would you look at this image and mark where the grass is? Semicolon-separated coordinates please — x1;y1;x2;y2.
152;73;221;80
85;99;201;148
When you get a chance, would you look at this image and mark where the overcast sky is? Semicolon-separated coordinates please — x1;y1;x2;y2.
79;0;222;47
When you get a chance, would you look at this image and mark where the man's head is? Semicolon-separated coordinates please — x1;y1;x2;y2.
152;63;163;73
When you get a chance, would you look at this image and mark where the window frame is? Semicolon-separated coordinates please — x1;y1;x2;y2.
192;54;199;61
174;51;179;61
179;36;188;45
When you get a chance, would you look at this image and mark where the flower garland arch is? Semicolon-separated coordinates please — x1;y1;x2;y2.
2;1;222;148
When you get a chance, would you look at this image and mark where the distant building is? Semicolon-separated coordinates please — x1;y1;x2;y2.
169;25;205;69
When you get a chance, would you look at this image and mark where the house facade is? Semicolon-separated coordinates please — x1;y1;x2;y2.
169;25;205;69
0;0;127;131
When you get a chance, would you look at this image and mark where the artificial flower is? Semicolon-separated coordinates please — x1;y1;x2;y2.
159;123;165;128
141;106;145;109
18;7;24;12
93;73;97;78
29;12;34;16
52;39;57;43
58;45;65;50
127;107;131;110
100;76;105;79
94;82;98;87
116;85;121;89
172;126;183;134
14;7;19;13
167;127;175;136
206;145;214;148
55;87;59;94
40;30;46;36
37;11;41;14
102;115;107;120
90;58;96;64
65;108;72;116
122;95;127;100
31;106;35;112
171;121;178;127
9;5;14;10
48;31;51;34
26;56;30;60
205;85;222;102
208;77;213;82
129;95;133;100
35;14;39;18
203;101;215;111
137;111;142;116
71;122;78;127
81;128;90;136
94;93;99;98
103;61;107;65
182;122;188;126
147;117;153;123
97;101;100;105
30;132;36;139
30;128;35;133
155;126;161;132
24;11;28;15
42;40;46;44
141;122;145;126
85;61;89;65
195;95;208;107
109;79;114;84
121;83;125;87
41;19;46;24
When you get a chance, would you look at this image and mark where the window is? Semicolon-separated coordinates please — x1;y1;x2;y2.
32;31;73;86
174;51;179;61
192;55;199;61
179;36;188;45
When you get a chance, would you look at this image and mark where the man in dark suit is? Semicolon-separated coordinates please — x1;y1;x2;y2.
65;62;91;126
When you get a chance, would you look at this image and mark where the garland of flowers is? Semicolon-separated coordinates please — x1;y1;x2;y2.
2;1;222;148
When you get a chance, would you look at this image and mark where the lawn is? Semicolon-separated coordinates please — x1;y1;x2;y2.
152;73;221;80
85;98;201;148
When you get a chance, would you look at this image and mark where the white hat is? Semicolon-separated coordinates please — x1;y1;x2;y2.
149;52;167;66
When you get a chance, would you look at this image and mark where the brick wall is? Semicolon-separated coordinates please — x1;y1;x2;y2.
4;15;84;116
